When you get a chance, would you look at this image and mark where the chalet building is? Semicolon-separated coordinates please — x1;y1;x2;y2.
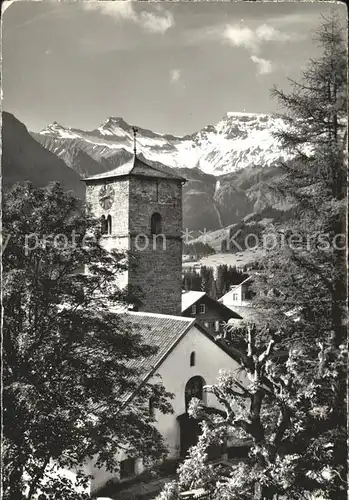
218;276;260;329
81;151;249;499
219;276;255;308
181;291;241;336
220;275;288;331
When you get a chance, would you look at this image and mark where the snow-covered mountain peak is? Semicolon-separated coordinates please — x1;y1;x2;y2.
99;116;129;130
35;111;294;176
41;121;66;133
40;121;84;140
96;116;131;138
105;116;128;124
225;111;269;119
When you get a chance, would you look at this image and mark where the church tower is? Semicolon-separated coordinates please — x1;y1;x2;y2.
84;151;185;316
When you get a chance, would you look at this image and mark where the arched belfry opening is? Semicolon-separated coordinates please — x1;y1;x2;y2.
190;351;196;367
150;212;162;235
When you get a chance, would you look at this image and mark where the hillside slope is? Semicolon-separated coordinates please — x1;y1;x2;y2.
2;112;84;199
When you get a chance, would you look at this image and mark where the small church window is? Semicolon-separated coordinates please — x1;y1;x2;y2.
101;215;108;235
190;351;195;367
107;215;112;235
199;303;205;314
191;305;197;315
151;212;162;235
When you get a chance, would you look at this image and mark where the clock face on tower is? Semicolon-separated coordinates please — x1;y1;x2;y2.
99;184;115;210
158;181;177;204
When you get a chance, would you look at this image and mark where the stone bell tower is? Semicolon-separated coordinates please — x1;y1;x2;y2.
83;151;185;316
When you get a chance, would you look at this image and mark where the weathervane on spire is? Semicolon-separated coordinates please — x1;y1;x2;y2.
132;126;138;156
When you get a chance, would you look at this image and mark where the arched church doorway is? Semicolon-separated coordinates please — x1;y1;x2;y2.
178;376;206;458
185;376;205;412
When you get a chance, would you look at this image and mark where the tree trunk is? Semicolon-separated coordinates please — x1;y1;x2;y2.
5;463;25;500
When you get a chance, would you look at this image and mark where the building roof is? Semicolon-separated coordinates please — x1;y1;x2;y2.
182;290;240;320
83;154;186;182
182;291;242;320
117;311;243;404
123;312;195;377
181;291;206;312
226;306;266;326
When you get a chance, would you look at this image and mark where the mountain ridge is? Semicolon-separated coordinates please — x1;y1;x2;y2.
2;111;289;234
32;111;291;177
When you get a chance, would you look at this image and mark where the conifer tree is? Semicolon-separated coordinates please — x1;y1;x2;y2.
255;14;347;349
157;14;347;500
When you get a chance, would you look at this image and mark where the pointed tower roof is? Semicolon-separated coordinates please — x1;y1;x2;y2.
83;155;186;183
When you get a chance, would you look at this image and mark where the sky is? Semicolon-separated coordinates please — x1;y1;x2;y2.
2;0;347;136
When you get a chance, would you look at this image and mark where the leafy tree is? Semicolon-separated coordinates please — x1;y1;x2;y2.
182;267;202;291
183;265;247;298
156;325;347;500
216;264;228;296
209;278;218;300
182;271;191;292
215;265;248;298
3;182;173;500
200;266;215;294
158;14;347;500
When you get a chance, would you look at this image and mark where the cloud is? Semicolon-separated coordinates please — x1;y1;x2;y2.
221;23;289;76
170;69;181;83
140;10;174;34
223;25;259;52
250;55;273;75
256;24;290;43
82;2;174;34
223;23;290;54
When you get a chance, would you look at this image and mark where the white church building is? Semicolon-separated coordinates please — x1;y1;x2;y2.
87;311;247;497
79;151;248;498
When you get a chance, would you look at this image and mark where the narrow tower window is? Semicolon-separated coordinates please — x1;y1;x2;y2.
101;215;108;235
149;396;155;418
107;215;112;235
190;351;195;367
151;212;162;235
